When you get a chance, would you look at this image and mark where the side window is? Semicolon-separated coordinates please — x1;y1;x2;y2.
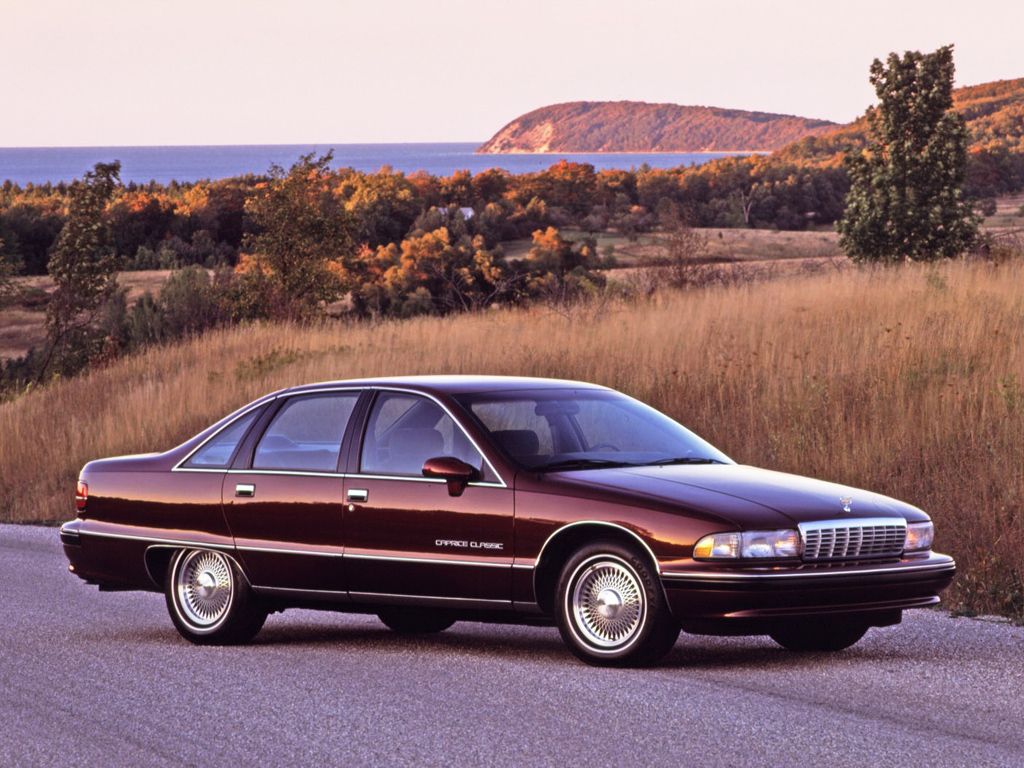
469;399;553;459
185;408;262;469
252;393;358;472
360;392;484;477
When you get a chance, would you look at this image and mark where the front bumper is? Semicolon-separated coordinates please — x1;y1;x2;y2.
660;551;956;632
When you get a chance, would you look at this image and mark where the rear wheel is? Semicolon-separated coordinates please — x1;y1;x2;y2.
769;618;869;652
377;608;456;635
555;542;679;667
165;549;267;645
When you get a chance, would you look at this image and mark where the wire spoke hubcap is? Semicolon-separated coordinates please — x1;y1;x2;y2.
571;559;645;649
176;550;233;628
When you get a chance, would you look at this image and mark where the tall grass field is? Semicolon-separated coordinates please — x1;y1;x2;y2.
1;261;1021;619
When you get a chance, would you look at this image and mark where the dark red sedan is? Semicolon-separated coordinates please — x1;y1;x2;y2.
61;376;955;666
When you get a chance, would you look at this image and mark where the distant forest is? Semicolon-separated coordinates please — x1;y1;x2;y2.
1;77;1022;281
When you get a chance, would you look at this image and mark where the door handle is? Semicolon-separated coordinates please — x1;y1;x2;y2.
235;483;255;498
346;488;369;502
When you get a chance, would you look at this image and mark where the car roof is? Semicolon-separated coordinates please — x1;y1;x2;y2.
285;375;609;396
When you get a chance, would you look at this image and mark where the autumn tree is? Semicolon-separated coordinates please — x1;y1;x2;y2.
523;226;604;303
839;46;978;262
340;167;422;246
243;153;356;318
40;161;122;378
361;227;511;316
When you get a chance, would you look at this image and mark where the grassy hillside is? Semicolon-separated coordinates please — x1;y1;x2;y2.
478;101;835;153
2;260;1021;619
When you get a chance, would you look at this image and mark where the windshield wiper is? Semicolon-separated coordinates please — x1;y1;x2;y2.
644;457;724;466
531;458;635;472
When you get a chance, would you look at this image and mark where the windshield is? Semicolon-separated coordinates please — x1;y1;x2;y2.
454;389;731;470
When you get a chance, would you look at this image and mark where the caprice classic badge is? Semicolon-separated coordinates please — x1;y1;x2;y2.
61;376;954;666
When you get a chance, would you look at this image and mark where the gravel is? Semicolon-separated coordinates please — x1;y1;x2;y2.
2;523;1022;767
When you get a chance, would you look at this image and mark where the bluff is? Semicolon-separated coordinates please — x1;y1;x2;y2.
478;101;837;153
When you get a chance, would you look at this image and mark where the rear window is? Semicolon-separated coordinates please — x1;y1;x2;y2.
185;408;262;469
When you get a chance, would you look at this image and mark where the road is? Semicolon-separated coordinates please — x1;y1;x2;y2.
2;524;1023;767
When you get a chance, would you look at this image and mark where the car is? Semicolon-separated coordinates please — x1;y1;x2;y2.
60;375;956;666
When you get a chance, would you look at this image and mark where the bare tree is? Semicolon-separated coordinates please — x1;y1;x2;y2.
634;207;712;290
734;184;759;227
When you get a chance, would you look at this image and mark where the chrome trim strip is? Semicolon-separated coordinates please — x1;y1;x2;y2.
797;517;908;531
535;521;661;574
174;467;505;489
144;544;252;589
345;472;506;488
79;529;235;550
532;521;663;607
228;469;345;478
345;552;511;568
171;384;508;487
235;544;345;557
349;591;511;605
77;530;520;568
253;585;347;596
660;559;956;582
512;563;536;570
173;467;506;488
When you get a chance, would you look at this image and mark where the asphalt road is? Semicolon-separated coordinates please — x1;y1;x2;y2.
2;524;1023;767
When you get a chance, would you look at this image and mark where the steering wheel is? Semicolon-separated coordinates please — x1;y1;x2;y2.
589;443;621;452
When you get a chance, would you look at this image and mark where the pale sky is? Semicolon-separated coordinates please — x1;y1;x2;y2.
1;0;1021;147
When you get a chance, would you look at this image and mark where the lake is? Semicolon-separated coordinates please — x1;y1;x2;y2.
0;143;740;185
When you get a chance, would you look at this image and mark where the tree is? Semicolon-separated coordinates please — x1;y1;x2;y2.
838;46;978;262
656;205;710;288
522;227;604;304
340;168;422;246
363;227;511;317
243;153;355;318
39;161;122;379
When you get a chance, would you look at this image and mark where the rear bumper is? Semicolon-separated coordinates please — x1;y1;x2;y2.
661;552;955;632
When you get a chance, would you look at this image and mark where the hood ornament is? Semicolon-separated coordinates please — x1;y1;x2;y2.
840;496;853;514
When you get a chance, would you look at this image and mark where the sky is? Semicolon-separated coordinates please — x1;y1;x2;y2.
0;0;1021;147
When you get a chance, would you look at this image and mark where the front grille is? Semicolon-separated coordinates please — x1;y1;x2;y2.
799;518;907;562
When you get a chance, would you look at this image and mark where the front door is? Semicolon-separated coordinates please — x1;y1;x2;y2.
224;390;361;593
344;390;514;606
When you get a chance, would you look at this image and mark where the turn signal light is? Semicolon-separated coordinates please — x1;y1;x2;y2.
75;481;88;511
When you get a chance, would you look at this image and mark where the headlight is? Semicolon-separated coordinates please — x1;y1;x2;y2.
905;521;934;552
694;530;801;560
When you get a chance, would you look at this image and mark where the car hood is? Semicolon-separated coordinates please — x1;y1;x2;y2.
550;463;923;528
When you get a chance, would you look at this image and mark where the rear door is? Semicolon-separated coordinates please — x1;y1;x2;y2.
343;390;514;606
224;389;362;594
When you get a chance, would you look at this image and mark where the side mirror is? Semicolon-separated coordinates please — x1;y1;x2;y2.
422;456;480;497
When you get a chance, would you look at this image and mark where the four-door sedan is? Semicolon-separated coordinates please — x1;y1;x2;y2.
61;376;955;666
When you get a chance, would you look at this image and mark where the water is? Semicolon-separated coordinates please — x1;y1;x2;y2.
0;143;739;185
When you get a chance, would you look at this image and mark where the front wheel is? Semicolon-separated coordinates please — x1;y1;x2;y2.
165;549;267;645
769;618;869;652
555;542;679;667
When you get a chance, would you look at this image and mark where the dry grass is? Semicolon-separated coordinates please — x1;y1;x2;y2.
1;260;1022;618
0;270;176;359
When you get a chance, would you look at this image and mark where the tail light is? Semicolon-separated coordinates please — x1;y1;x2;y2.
75;481;88;512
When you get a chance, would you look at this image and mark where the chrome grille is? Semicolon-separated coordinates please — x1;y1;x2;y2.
799;518;907;562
